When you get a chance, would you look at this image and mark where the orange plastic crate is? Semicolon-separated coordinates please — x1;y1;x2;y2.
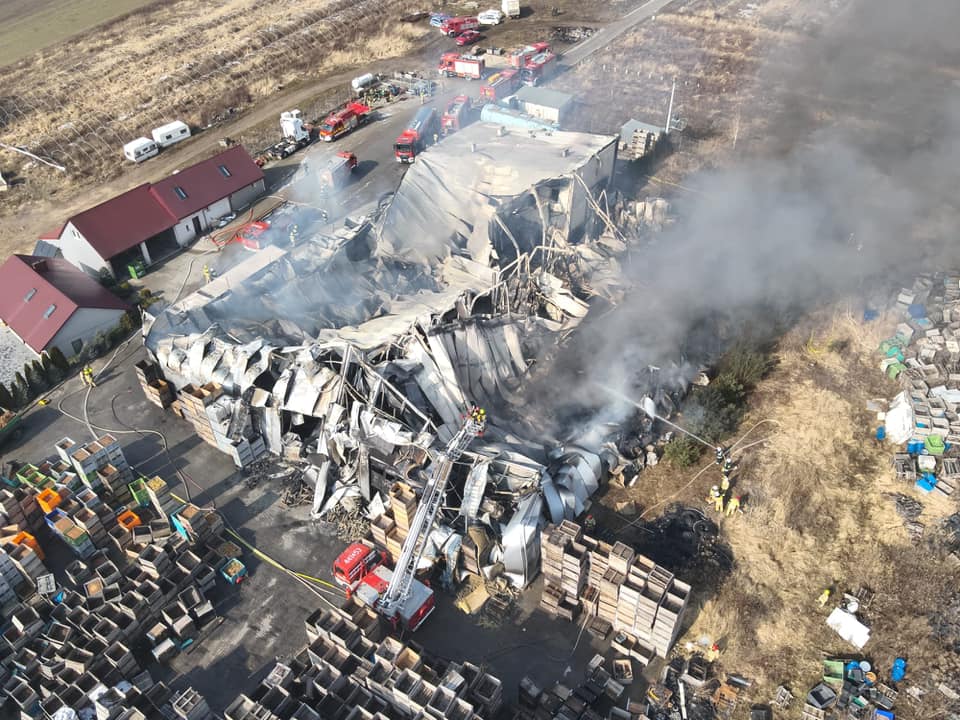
117;510;141;531
11;531;44;561
36;488;62;514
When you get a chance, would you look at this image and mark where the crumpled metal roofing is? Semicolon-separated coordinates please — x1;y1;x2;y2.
377;123;617;265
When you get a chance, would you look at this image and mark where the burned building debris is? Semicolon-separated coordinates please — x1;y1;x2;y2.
140;124;686;596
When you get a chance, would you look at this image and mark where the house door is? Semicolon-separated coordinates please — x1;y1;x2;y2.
192;216;202;236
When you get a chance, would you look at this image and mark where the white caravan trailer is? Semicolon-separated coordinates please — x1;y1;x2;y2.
123;137;159;163
151;120;191;148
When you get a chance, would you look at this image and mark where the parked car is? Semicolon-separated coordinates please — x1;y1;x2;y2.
429;13;450;27
455;30;482;46
478;9;504;24
215;212;237;229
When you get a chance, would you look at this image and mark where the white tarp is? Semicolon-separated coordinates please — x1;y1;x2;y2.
827;607;871;649
884;391;914;444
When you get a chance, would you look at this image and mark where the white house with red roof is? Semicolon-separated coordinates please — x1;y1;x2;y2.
0;256;131;356
41;146;265;278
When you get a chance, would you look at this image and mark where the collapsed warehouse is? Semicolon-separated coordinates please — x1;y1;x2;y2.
142;124;688;592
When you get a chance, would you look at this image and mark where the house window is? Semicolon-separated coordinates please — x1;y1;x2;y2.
218;165;232;178
23;289;36;302
43;304;56;318
72;339;83;354
174;186;188;200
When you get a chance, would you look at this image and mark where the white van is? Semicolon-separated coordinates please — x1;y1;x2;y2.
123;137;159;163
151;120;191;148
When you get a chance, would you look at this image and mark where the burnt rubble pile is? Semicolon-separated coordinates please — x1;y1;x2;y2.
140;126;693;590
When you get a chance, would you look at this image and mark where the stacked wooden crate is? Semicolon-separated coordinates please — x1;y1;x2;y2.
538;520;690;659
137;360;175;408
56;435;133;496
369;512;395;550
538;521;585;621
177;383;224;448
145;476;181;518
385;484;416;565
388;483;416;533
0;487;42;533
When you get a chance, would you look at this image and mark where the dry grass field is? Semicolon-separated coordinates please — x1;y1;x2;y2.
0;0;156;68
0;0;418;174
554;0;838;182
602;307;960;715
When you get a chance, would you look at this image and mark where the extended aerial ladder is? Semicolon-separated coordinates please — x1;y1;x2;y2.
376;409;485;623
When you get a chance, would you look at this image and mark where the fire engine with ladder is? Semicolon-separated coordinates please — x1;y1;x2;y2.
332;408;486;631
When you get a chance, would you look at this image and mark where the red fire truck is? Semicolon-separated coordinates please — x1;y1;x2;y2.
318;102;371;142
510;42;557;86
441;95;473;135
394;106;439;163
333;542;386;592
332;414;484;632
317;151;358;192
234;221;271;251
439;16;479;37
479;69;521;101
437;52;485;80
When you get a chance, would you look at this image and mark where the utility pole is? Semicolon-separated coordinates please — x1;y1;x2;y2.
664;78;676;135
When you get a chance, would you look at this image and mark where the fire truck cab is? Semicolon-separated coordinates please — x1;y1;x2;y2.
355;565;436;632
440;16;480;37
333;542;385;590
318;102;371;142
394;106;440;163
332;543;435;631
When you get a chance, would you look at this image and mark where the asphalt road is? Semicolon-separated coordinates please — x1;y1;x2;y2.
560;0;678;67
261;0;680;219
261;76;477;223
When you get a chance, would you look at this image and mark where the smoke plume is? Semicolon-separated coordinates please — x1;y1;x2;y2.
523;0;960;438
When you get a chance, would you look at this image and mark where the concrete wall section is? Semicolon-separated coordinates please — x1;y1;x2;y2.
173;214;203;246
46;307;126;356
56;222;111;277
204;197;232;224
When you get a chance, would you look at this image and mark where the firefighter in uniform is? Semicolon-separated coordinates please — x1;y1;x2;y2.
708;485;724;513
202;264;213;283
82;365;96;388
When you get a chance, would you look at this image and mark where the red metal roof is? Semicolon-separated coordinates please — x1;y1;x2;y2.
0;255;130;353
150;146;264;219
69;184;177;260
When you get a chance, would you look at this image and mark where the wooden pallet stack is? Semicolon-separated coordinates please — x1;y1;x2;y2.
136;361;175;409
369;511;395;550
384;484;416;565
388;483;416;535
538;520;691;659
538;521;585;621
177;383;224;448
